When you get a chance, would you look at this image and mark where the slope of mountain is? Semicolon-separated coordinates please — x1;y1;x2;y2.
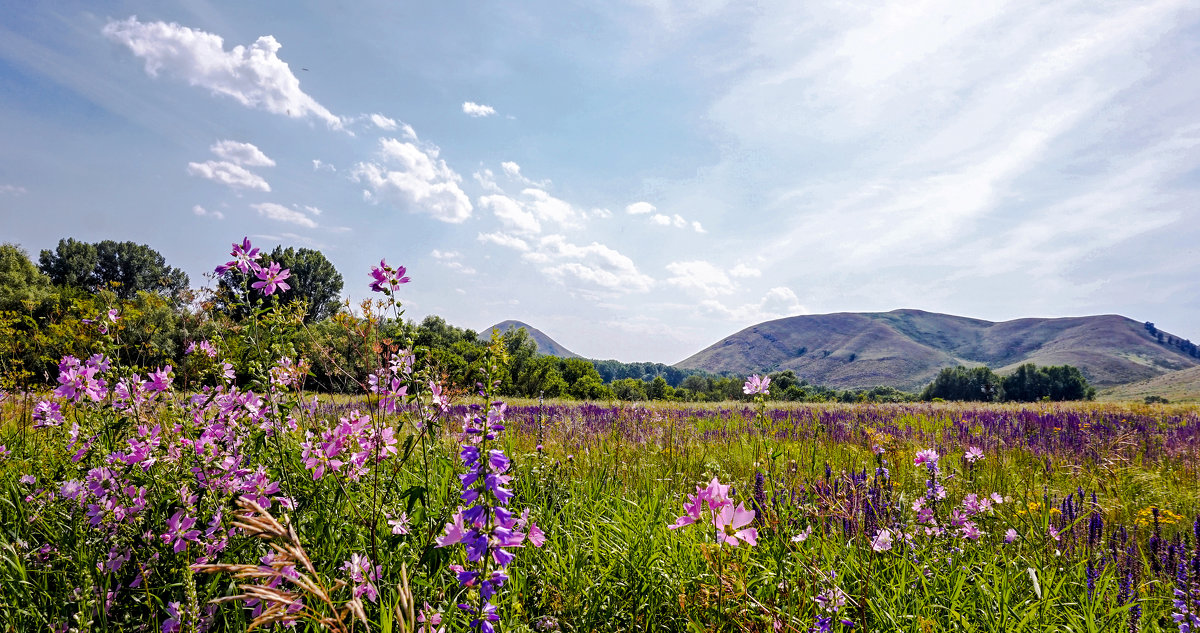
675;309;1198;391
1097;366;1200;403
482;320;580;358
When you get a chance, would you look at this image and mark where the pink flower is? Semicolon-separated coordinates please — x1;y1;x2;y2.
388;512;410;535
436;511;468;548
1005;528;1019;543
252;261;291;296
161;510;200;553
742;374;771;395
959;522;982;540
215;237;261;274
871;528;894;552
369;259;411;294
713;502;757;547
914;449;940;467
964;447;984;463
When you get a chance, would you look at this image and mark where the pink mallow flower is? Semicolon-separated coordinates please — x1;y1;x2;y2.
964;447;984;463
714;502;757;547
914;449;940;467
161;510;201;553
252;261;291;296
215;237;261;274
871;528;894;552
368;259;411;294
742;374;771;395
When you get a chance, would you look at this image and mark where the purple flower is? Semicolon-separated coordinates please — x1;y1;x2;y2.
369;259;411;294
161;510;201;553
215;237;261;274
251;261;291;296
714;502;758;547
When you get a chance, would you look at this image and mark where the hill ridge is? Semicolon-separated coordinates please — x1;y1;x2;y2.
675;309;1198;390
482;320;580;359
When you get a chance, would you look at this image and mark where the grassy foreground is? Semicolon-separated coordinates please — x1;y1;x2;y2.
2;384;1198;632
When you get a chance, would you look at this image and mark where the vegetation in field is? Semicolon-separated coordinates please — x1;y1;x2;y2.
1;237;1198;632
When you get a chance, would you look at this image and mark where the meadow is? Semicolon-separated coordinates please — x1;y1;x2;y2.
1;240;1198;633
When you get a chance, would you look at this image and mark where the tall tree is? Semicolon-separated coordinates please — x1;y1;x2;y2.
39;238;188;300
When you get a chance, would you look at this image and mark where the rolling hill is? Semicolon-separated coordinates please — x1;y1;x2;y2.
481;320;580;358
675;309;1198;391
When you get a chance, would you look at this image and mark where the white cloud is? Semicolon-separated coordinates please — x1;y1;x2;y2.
478;231;530;252
626;201;656;215
480;194;541;234
522;188;584;228
445;261;477;274
592;208;614;219
474;169;502;193
187;160;270;192
352;137;473;223
369;113;399;131
302;205;322;216
462;101;497;117
210;140;274;167
191;204;224;220
528;235;654;293
431;249;460;259
500;161;550;188
665;260;735;297
252;202;317;228
103;17;342;128
729;263;762;278
650;213;688;228
692;221;706;233
312;159;336;172
701;287;806;322
0;184;27;196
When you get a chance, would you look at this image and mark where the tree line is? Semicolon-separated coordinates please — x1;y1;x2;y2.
0;238;1098;404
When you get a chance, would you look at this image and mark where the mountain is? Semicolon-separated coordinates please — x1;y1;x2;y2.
482;320;580;359
1097;366;1200;403
675;309;1199;391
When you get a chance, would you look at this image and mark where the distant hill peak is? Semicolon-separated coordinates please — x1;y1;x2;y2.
482;320;580;359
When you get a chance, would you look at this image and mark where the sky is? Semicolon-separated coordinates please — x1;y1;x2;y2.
2;1;1199;363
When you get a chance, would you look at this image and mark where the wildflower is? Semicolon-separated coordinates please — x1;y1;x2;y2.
161;510;201;553
388;511;411;535
913;449;939;467
871;528;894;552
1005;528;1019;543
342;553;380;603
964;447;984;463
714;503;758;547
162;601;183;633
792;525;815;543
251;261;291;296
369;259;411;294
743;374;771;395
418;602;445;633
215;237;261;274
20;474;36;486
32;400;64;428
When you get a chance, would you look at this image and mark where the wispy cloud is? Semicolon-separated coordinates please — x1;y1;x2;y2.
0;184;27;196
210;140;274;167
701;287;806;323
103;17;342;128
525;235;654;293
191;204;224;220
462;101;497;117
187;160;270;191
251;202;318;228
665;260;735;297
477;231;530;252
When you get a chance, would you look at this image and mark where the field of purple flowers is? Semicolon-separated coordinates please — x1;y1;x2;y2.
1;238;1198;632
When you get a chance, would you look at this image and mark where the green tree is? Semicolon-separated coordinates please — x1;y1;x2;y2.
0;243;54;311
39;238;189;300
216;245;344;322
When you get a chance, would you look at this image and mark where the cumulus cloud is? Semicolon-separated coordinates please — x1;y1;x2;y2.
462;101;497;117
625;201;656;215
251;202;318;228
103;17;342;128
646;211;705;232
521;188;584;229
701;287;806;322
526;235;654;293
665;260;735;297
210;140;274;167
191;204;224;220
477;231;530;252
187;160;270;192
480;194;540;234
353;137;472;223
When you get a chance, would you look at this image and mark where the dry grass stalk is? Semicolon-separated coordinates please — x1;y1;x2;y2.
192;496;368;632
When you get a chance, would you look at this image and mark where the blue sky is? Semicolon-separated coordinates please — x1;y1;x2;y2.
2;1;1199;363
